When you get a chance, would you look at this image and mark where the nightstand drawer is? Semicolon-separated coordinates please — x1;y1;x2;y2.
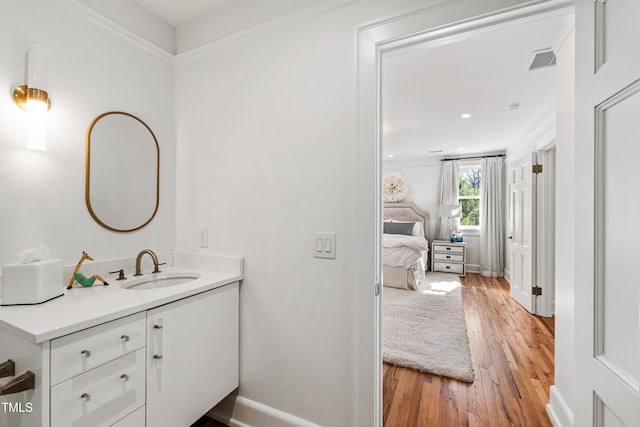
433;262;464;274
434;253;464;262
433;244;464;253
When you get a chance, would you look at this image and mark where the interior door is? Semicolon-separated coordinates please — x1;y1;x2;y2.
508;153;535;314
575;0;640;425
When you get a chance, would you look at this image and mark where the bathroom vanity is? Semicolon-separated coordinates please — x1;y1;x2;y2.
0;253;242;427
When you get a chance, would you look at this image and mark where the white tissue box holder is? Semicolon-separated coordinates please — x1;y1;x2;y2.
1;259;64;306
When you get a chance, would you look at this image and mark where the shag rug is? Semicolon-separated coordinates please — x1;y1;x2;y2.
382;272;475;382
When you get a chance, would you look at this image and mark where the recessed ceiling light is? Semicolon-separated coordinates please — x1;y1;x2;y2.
387;154;394;158
458;148;465;151
461;113;471;119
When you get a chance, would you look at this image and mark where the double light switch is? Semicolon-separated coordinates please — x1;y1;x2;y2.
313;232;336;259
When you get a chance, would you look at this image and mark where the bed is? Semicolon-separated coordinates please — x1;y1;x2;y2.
383;202;430;290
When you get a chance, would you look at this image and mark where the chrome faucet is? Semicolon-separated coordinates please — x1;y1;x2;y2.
134;249;163;276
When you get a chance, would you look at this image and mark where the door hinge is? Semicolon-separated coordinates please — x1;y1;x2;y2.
375;282;381;296
532;286;542;296
532;164;543;174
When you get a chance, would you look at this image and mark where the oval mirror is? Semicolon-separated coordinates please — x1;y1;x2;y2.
86;111;159;232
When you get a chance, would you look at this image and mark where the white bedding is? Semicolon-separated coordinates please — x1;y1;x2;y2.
383;234;429;268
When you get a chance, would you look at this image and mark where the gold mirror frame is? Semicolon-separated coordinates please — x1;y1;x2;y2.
85;111;160;232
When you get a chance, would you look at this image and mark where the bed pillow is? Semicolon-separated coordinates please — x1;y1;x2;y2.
392;220;424;236
383;221;415;235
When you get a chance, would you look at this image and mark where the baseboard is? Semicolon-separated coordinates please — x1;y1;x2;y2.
466;264;480;274
208;394;322;427
504;268;511;283
546;385;573;427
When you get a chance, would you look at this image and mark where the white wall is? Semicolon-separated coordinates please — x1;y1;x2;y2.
174;9;364;424
0;0;175;270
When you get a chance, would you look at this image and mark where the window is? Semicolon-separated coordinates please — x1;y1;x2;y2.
458;166;481;228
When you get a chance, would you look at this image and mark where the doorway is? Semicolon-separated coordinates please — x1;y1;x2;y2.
356;1;573;425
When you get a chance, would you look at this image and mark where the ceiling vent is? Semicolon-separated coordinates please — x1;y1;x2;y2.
529;50;556;71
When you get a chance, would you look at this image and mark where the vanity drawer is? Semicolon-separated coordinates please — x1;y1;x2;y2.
50;348;146;427
433;261;464;274
433;252;464;262
112;406;145;427
433;244;464;253
51;312;146;385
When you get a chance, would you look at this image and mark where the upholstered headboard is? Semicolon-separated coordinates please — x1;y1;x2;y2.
383;202;430;241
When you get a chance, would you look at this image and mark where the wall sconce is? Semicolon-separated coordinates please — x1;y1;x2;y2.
13;43;51;151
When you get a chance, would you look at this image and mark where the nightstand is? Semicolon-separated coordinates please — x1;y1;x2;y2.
431;240;466;276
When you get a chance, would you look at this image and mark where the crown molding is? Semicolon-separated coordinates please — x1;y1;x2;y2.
63;0;175;63
175;0;361;63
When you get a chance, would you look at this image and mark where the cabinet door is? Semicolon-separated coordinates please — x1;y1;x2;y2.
146;283;239;427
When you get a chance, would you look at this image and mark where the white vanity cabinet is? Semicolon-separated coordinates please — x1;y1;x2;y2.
1;280;240;427
146;282;239;427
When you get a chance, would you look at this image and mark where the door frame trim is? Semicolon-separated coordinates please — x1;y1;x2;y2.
355;0;574;424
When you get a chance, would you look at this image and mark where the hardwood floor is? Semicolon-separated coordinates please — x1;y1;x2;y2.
383;273;555;427
193;274;554;427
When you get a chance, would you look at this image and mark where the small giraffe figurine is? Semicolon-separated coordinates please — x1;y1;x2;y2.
67;251;110;289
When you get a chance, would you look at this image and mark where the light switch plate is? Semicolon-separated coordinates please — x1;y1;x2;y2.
313;232;336;259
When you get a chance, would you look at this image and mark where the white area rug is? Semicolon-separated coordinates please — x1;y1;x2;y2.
382;272;475;382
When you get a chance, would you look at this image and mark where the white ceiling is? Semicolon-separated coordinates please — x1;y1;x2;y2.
382;11;572;162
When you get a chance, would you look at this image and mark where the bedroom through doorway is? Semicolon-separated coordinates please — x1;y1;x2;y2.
377;5;569;424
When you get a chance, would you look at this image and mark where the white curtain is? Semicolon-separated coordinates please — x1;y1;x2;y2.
436;160;459;240
480;157;504;277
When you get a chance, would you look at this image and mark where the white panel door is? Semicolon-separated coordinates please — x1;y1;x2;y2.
508;153;535;314
575;0;640;425
146;283;239;427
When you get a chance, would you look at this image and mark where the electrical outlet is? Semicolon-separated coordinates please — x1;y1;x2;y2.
198;228;208;248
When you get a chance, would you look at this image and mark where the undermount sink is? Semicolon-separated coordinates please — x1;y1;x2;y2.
122;272;201;290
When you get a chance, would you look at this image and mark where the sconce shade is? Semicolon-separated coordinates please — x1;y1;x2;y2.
27;43;47;90
26;98;48;151
12;43;50;151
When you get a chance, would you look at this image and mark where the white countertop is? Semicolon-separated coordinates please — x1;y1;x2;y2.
0;266;242;344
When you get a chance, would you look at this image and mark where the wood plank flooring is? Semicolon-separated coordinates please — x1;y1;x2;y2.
383;273;555;427
194;273;555;427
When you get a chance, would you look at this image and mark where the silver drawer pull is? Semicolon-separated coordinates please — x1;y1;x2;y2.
80;350;91;358
120;374;129;382
153;324;163;330
81;393;90;402
121;335;130;342
153;354;163;360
